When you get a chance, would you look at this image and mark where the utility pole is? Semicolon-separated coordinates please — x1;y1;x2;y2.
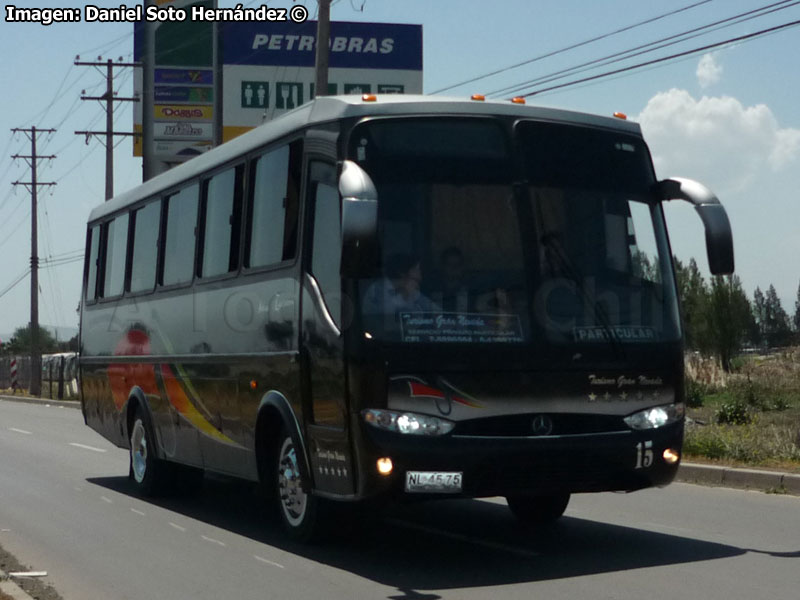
315;0;332;97
74;57;140;200
11;126;56;397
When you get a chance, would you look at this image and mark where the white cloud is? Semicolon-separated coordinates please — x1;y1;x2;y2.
636;89;800;312
636;88;800;194
696;53;722;88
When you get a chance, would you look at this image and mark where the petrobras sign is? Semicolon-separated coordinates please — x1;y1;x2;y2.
223;20;422;70
222;20;422;137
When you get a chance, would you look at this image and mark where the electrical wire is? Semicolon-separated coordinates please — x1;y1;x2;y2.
518;17;800;98
0;268;30;301
431;0;718;94
490;0;800;98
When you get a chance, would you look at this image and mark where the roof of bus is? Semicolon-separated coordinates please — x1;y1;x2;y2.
88;94;643;223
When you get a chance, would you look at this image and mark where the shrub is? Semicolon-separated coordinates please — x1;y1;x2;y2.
685;377;707;408
716;399;753;425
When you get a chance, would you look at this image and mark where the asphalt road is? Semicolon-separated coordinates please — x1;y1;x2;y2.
1;399;798;600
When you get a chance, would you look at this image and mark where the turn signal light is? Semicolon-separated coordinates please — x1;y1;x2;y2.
663;448;680;464
471;94;486;101
377;457;393;475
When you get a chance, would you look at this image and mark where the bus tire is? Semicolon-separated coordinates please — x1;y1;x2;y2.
273;427;320;541
506;493;570;525
128;406;169;496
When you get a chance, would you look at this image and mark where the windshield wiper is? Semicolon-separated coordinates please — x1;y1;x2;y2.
539;233;625;358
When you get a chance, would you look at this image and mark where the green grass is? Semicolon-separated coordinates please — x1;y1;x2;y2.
684;351;800;471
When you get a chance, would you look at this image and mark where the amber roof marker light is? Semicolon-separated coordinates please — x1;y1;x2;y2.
471;94;486;101
613;112;628;120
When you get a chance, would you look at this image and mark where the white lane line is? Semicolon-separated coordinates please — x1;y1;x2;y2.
201;535;226;547
8;428;32;435
254;555;285;569
386;518;541;559
69;443;107;453
100;496;113;504
169;522;187;532
131;508;146;516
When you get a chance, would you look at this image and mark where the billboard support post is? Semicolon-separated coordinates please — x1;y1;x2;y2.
314;0;332;97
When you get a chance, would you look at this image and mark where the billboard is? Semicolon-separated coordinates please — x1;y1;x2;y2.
135;19;423;155
134;0;217;162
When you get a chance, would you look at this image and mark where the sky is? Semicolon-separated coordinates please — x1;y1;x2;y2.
0;0;799;337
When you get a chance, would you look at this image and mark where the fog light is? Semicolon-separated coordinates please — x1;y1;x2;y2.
663;448;680;464
377;457;393;475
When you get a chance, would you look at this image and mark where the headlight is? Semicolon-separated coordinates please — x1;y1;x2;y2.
624;403;685;430
362;409;455;436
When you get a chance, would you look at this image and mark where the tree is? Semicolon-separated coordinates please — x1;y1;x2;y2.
706;275;752;371
753;287;766;347
763;285;792;347
794;280;800;334
674;257;710;352
2;324;59;355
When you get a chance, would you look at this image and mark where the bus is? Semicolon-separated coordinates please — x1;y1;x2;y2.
80;94;733;540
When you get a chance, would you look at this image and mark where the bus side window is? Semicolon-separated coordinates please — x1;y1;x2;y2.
309;162;341;326
246;140;303;268
129;200;160;293
161;183;199;286
85;225;100;301
101;213;129;298
200;165;243;278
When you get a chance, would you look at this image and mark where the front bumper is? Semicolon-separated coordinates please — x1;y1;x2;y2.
359;421;683;498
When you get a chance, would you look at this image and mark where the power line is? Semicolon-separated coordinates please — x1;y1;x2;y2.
490;0;800;98
74;58;141;200
518;17;800;98
430;0;717;94
9;125;56;396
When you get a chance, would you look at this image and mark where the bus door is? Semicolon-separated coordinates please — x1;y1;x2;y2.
300;158;356;496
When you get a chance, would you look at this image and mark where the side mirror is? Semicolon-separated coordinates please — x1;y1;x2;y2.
339;160;378;246
339;160;379;277
654;177;734;275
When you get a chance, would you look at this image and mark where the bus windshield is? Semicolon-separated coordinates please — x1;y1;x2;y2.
349;117;681;347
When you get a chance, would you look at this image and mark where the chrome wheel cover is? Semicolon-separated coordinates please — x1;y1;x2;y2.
131;419;148;484
277;437;307;527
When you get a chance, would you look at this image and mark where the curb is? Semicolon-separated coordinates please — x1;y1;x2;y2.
677;462;800;496
0;395;81;410
0;569;37;600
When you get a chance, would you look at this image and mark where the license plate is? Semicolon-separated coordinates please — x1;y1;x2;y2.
405;471;463;493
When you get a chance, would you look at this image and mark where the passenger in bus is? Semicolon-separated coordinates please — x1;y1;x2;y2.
432;246;470;313
363;253;439;315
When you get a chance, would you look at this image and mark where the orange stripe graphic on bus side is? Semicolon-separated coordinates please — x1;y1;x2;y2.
160;364;239;445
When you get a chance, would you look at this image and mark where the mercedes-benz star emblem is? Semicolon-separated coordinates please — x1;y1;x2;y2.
531;414;554;436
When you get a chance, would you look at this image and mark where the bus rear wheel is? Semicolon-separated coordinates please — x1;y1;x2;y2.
274;429;320;541
506;493;570;525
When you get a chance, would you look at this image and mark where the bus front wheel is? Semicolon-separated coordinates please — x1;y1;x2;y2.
274;429;320;541
129;407;169;496
506;493;570;525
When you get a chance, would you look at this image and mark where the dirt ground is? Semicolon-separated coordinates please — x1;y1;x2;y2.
0;544;63;600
